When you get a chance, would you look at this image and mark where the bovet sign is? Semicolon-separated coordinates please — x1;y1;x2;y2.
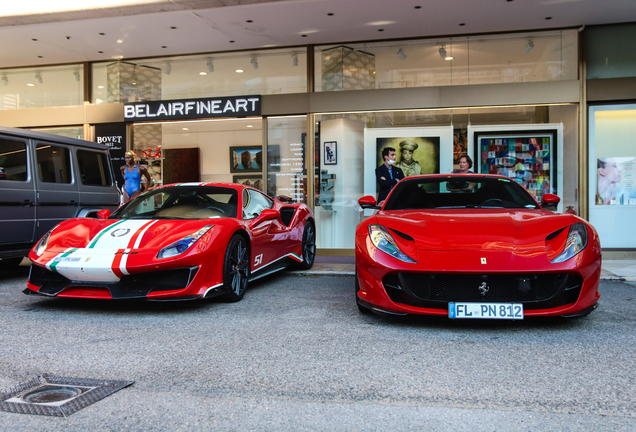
124;95;261;121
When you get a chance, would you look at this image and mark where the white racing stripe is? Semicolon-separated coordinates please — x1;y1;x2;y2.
47;219;156;282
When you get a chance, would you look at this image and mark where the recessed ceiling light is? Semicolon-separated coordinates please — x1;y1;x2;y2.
246;20;253;23
545;16;552;20
31;38;37;41
117;39;123;44
229;40;235;43
247;125;253;128
415;5;422;9
199;72;207;75
99;33;105;35
38;56;43;58
171;27;177;29
459;23;466;26
27;83;35;87
368;21;395;26
182;127;189;131
327;13;334;16
98;86;104;89
378;29;384;32
301;35;307;37
236;69;244;73
162;46;167;48
98;51;103;53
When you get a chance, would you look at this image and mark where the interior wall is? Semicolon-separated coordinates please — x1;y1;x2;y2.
549;104;579;213
316;117;365;248
160;120;263;184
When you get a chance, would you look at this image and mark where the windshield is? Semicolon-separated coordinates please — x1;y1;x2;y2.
384;176;540;210
112;186;239;219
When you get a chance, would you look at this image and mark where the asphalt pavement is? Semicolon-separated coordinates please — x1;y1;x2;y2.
0;267;635;431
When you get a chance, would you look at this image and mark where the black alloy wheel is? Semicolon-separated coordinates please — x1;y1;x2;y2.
295;221;316;270
355;267;371;314
221;234;250;302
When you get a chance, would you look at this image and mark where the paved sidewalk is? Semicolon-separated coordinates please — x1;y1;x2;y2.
298;256;636;282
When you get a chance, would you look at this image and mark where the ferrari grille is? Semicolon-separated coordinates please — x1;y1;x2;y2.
384;272;582;310
28;265;199;299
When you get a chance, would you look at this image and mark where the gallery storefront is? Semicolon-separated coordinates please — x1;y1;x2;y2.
1;25;635;253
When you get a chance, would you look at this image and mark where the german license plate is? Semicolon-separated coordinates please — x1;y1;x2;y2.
448;302;523;320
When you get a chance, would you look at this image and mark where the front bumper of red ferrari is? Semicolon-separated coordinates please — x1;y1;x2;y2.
355;239;601;318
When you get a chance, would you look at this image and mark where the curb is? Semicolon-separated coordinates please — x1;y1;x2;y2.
288;271;355;277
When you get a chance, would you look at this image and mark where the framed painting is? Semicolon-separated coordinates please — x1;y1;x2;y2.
229;146;262;173
324;141;337;165
233;174;263;191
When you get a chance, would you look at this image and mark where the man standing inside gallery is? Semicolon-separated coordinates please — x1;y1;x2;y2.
376;147;405;204
395;140;422;177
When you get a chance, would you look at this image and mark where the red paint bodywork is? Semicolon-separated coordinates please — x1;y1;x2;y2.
355;175;602;317
27;183;314;300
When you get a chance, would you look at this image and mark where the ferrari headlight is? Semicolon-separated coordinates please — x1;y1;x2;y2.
551;222;588;263
157;225;214;259
368;224;416;263
34;229;53;256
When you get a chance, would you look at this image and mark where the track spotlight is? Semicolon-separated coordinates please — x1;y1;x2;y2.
131;67;138;86
35;72;42;84
250;56;258;69
2;75;7;86
396;48;406;61
206;60;214;73
73;69;80;82
165;62;171;75
291;53;298;67
439;45;447;59
525;39;534;53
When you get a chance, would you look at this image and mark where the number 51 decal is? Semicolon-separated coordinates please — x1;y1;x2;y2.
254;254;263;266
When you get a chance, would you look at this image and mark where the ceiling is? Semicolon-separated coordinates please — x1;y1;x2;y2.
1;0;636;69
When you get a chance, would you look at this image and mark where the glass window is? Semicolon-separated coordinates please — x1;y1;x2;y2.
588;104;636;248
266;116;308;204
315;30;577;91
31;127;84;140
0;138;28;181
0;65;83;109
587;23;636;79
114;186;239;219
77;150;111;186
92;48;307;104
36;144;72;183
243;189;273;220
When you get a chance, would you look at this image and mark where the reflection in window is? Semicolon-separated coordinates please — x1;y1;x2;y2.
0;138;28;181
77;150;111;186
36;144;72;184
243;189;273;219
92;49;307;104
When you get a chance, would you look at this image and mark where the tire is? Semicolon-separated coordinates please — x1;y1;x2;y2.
220;234;250;302
355;268;371;314
0;257;23;270
294;221;316;270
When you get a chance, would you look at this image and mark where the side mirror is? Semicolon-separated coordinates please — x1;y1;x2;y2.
97;209;111;219
252;208;281;224
358;195;379;209
541;193;560;208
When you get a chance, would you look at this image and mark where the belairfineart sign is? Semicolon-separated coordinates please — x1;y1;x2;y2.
124;95;261;121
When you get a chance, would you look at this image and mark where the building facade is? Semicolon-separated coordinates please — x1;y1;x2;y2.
1;23;635;254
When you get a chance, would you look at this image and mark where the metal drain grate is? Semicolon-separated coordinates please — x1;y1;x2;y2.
0;373;134;417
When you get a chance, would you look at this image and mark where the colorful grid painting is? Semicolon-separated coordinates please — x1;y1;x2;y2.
480;137;552;198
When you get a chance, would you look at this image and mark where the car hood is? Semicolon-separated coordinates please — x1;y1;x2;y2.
374;209;577;252
45;217;224;251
